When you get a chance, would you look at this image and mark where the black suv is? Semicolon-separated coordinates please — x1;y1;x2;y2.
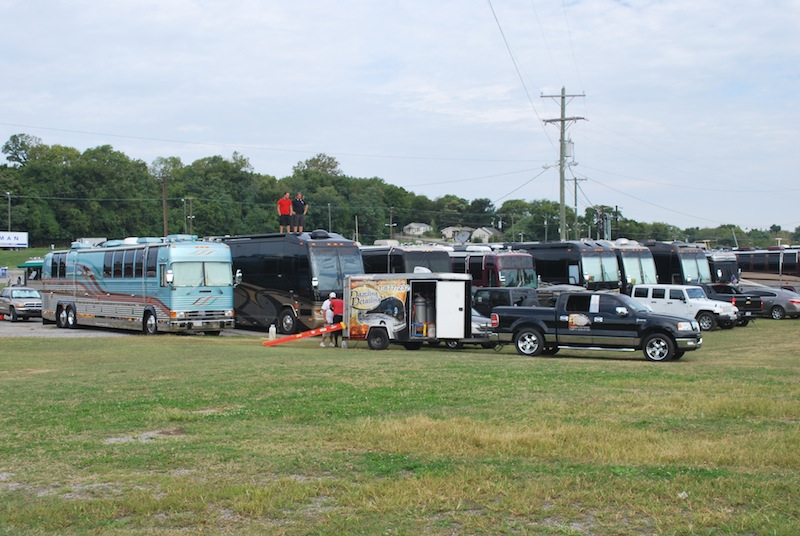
472;287;539;317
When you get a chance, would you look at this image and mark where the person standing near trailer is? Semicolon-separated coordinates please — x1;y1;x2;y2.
330;295;345;347
292;192;308;233
320;292;335;347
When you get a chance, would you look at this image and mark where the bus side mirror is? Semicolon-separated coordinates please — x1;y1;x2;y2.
234;269;242;286
311;277;318;289
165;270;174;284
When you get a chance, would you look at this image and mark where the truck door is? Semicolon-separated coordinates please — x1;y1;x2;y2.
589;294;640;347
434;281;467;339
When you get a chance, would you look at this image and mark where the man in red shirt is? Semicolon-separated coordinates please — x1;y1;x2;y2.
277;192;292;233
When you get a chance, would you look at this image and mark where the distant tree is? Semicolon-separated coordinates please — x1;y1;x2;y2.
2;133;42;167
292;153;342;177
770;224;782;234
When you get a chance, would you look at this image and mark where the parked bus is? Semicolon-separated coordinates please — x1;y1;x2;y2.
505;240;621;291
732;247;800;290
448;247;537;288
597;239;658;294
41;235;237;334
706;250;740;284
220;230;364;333
360;244;452;274
643;240;712;285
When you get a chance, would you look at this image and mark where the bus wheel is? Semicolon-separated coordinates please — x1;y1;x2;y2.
367;328;389;350
143;311;157;335
278;309;297;334
65;306;77;329
56;306;67;328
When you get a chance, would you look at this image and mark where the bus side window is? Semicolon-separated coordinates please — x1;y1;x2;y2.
103;252;113;278
146;247;159;278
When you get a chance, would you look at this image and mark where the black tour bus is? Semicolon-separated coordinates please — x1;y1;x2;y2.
597;239;658;294
506;240;621;291
359;244;452;274
218;230;364;333
643;240;712;285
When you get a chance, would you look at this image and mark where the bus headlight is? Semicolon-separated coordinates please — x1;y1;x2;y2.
225;310;234;317
171;311;186;319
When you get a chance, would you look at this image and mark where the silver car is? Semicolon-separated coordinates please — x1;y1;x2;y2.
0;286;43;321
740;287;800;320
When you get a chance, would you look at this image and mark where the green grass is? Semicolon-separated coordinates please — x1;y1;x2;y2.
1;323;799;534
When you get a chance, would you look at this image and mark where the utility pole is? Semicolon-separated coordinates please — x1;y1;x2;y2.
543;87;585;241
572;176;586;240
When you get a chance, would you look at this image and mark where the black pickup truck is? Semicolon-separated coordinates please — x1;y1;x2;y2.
699;283;763;326
490;292;703;362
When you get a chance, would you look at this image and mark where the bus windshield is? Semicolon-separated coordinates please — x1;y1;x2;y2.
680;255;712;283
620;253;658;285
310;247;364;292
499;267;537;288
171;261;233;287
401;251;451;272
582;253;620;283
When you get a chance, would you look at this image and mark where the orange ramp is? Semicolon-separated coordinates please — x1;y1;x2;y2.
262;322;345;347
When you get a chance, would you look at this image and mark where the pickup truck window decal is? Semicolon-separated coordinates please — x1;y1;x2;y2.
569;313;591;330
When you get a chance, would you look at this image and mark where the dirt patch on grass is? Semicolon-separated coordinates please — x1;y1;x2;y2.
103;427;188;444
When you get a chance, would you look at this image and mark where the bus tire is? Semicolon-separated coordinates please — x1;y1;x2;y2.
56;305;67;328
367;328;389;350
65;306;77;329
278;309;297;334
143;311;157;335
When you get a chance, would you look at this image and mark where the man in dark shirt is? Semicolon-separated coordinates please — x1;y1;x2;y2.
291;192;308;233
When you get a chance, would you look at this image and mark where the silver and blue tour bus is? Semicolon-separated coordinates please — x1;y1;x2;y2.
41;235;237;334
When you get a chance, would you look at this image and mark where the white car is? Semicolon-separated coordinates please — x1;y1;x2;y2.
631;284;738;331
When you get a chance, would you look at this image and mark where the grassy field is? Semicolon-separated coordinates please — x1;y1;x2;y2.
1;321;798;535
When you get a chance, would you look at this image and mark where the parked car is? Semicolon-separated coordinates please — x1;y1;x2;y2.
631;284;738;331
738;286;800;320
472;287;539;317
0;286;42;321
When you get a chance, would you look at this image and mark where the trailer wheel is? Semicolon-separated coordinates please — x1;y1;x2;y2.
403;341;423;350
514;327;544;356
367;328;390;350
445;340;464;350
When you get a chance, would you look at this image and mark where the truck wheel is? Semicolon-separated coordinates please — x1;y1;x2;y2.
696;312;716;331
770;306;786;320
9;306;18;322
737;318;750;327
542;345;560;355
278;309;297;334
672;349;686;360
514;328;545;356
643;333;675;362
367;328;389;350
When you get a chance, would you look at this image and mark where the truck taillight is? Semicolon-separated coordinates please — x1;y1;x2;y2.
490;313;499;327
730;297;736;305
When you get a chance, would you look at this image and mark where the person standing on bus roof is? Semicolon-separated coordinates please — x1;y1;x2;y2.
292;192;308;233
277;191;292;233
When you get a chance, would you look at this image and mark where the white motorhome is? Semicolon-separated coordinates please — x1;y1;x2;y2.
631;284;738;331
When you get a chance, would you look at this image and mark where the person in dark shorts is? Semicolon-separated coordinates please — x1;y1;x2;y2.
277;191;292;233
330;296;345;347
291;192;308;233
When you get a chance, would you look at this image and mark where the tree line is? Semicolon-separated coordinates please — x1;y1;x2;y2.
1;133;796;248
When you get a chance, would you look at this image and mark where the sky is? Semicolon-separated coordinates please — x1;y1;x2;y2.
1;0;799;232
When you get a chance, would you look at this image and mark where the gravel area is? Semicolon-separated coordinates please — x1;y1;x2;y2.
0;317;263;338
